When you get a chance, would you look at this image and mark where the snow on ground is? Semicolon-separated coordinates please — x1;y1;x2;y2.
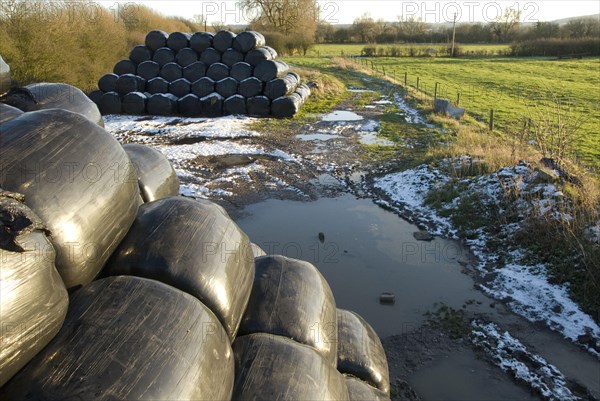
471;320;580;401
374;160;600;356
392;93;434;127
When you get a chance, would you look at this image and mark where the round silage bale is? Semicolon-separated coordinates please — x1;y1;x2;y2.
0;276;234;401
145;29;169;51
178;93;201;117
116;73;144;95
102;197;255;340
0;103;24;123
167;31;191;52
238;77;263;98
223;95;246;116
2;83;104;126
146;76;170;94
113;59;136;75
122;144;179;202
169;78;191;98
245;46;275;67
233;31;265;53
206;62;230;81
190;32;214;53
0;55;11;94
232;333;349;401
222;48;244;67
137;60;160;80
0;109;140;289
346;377;391;401
98;72;118;92
87;89;103;106
153;46;176;67
147;93;178;115
99;91;121;114
200;92;224;117
121;91;147;115
271;93;303;118
238;255;338;365
183;61;207;83
191;77;215;98
337;309;390;395
213;30;236;53
176;47;198;67
264;72;300;99
246;95;271;117
216;77;238;98
129;44;152;64
254;60;289;82
230;62;253;81
200;47;222;65
0;192;69;387
160;62;183;82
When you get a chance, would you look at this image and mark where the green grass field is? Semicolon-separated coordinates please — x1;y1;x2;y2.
286;51;600;169
307;43;511;57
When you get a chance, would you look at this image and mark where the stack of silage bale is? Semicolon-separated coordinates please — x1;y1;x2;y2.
91;30;310;118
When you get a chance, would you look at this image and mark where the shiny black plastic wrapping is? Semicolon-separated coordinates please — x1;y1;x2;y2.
254;60;289;82
239;77;263;98
0;276;235;401
200;92;224;116
0;109;140;289
233;31;266;53
190;32;214;53
178;93;201;116
232;333;349;401
238;255;338;366
122;143;179;202
145;30;169;51
230;62;253;81
102;197;255;340
224;95;247;115
167;32;191;52
213;30;236;53
0;103;23;124
265;71;301;99
0;191;69;387
216;77;239;98
247;95;271;116
346;377;392;401
337;309;390;395
245;46;276;67
222;48;245;67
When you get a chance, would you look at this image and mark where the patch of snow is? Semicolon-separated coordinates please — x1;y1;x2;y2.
361;120;380;132
471;320;580;401
373;99;393;105
359;132;395;146
392;93;433;127
347;87;375;93
321;110;363;122
364;105;376;109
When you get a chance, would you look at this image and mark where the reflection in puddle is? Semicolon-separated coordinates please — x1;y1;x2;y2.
321;110;364;122
359;132;395;146
296;133;343;141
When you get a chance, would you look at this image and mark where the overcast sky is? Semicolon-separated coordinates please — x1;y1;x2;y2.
101;1;599;24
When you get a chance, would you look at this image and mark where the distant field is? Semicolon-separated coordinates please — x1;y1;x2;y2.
308;43;511;57
287;53;600;168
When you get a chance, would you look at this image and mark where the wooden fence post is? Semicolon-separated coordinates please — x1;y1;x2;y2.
434;82;439;100
404;72;408;86
489;109;495;131
456;92;461;106
416;77;420;91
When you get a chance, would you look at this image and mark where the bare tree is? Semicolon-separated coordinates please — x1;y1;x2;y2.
397;15;428;37
240;0;318;37
490;7;522;42
352;13;377;43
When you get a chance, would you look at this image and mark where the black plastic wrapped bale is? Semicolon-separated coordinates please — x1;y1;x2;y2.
200;92;224;117
176;47;198;67
216;77;238;98
0;55;10;94
233;31;265;53
167;31;191;52
245;46;275;67
2;83;104;126
190;31;214;53
230;62;253;81
147;93;178;116
206;62;230;81
265;72;300;100
160;62;183;82
98;72;118;92
213;30;236;53
178;93;201;117
129;44;152;64
152;46;176;67
116;73;144;95
113;59;136;75
295;82;311;100
122;92;147;115
232;333;349;401
238;255;338;365
246;95;271;117
0;192;69;387
169;78;191;98
223;95;246;116
183;61;207;83
271;93;303;118
103;197;255;340
0;276;235;401
222;48;244;67
0;103;23;123
346;377;391;401
146;76;169;94
137;60;160;80
192;77;215;98
254;60;289;82
99;91;121;114
145;29;169;51
200;47;221;65
337;309;390;395
122;144;179;202
87;90;103;105
0;109;139;289
239;77;263;98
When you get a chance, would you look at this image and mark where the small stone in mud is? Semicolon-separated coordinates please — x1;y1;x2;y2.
380;292;395;304
413;231;434;241
318;232;325;243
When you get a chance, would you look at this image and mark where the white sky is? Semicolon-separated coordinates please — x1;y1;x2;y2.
101;1;600;24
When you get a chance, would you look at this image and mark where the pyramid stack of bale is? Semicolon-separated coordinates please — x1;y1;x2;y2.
1;84;389;400
91;30;310;118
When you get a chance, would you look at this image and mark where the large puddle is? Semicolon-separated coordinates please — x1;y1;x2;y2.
236;193;492;338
